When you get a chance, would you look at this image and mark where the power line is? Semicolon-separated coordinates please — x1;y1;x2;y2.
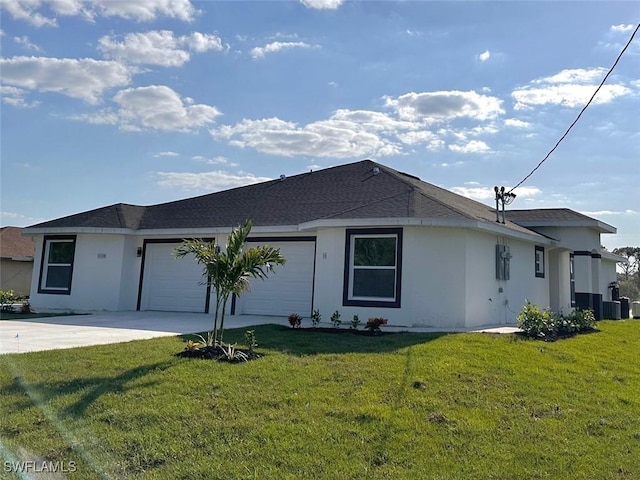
508;22;640;194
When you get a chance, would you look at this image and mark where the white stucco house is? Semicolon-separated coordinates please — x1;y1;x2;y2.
22;160;622;329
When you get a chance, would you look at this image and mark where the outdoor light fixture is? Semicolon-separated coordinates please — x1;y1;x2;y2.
137;247;143;257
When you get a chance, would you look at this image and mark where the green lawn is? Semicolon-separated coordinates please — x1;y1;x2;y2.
1;321;639;479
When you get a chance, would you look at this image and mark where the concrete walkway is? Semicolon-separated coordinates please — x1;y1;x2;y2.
0;311;520;354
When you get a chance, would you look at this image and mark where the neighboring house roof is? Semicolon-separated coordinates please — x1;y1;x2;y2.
0;227;35;260
506;208;616;234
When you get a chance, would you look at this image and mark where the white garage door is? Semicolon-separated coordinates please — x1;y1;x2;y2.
241;241;315;316
141;242;208;312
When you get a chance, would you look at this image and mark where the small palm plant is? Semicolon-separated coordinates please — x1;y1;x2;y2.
175;219;286;348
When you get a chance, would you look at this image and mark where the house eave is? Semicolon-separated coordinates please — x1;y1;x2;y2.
512;220;616;234
299;217;554;244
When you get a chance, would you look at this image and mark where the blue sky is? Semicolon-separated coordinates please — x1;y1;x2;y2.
1;0;638;249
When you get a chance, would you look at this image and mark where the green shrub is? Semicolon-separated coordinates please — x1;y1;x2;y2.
330;310;342;328
517;301;558;339
518;301;596;340
310;309;321;328
0;290;17;312
350;314;360;330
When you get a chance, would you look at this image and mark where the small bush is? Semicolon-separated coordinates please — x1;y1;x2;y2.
0;290;17;312
288;313;302;328
518;301;596;340
244;330;257;353
330;310;342;328
311;309;321;328
365;317;388;333
350;314;360;330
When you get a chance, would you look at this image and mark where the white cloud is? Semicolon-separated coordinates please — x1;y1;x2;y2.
0;210;44;227
513;67;632;109
534;68;607;85
98;30;223;67
73;85;222;131
300;0;344;9
448;140;490;154
383;91;504;122
0;85;40;108
212;115;402;158
155;170;270;191
581;209;638;216
478;50;490;62
250;41;314;59
0;0;57;26
610;24;634;33
0;0;198;26
192;155;237;166
451;186;541;201
154;151;180;157
0;56;134;103
504;118;531;128
13;35;43;52
513;84;631;110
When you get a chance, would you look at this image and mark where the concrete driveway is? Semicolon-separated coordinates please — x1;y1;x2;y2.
0;311;289;354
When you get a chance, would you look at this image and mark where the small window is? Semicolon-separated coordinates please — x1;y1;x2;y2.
343;228;402;308
569;253;576;307
38;236;76;294
535;246;545;278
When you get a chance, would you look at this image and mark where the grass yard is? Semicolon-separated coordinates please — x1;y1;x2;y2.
1;321;639;479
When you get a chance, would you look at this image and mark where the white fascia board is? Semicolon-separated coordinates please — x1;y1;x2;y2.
135;225;301;236
600;250;628;263
513;220;616;234
298;217;554;245
21;227;136;236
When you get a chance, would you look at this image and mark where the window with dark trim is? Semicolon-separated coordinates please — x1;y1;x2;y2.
535;246;545;278
343;228;402;308
38;236;76;295
569;253;576;307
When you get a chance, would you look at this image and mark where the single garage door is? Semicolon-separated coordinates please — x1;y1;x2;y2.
140;242;208;312
241;241;315;316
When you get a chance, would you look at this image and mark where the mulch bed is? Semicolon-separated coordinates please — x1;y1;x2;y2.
284;326;391;335
176;345;263;362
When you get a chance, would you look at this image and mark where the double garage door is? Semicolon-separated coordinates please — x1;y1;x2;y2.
139;240;315;316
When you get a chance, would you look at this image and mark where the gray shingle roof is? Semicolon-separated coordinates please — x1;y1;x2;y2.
506;208;616;233
24;160;557;237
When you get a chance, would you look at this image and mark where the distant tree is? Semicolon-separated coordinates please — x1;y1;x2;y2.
612;247;640;280
613;246;640;300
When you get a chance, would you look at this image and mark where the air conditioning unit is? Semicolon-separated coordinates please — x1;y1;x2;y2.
602;301;621;320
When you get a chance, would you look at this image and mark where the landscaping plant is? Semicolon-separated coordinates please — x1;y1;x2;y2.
175;219;286;348
330;310;342;328
288;313;302;328
350;314;360;330
310;309;321;328
365;317;388;333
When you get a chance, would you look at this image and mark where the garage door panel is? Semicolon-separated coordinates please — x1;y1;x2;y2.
242;242;314;316
142;243;208;313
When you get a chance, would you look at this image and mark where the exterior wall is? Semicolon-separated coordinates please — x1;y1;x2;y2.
0;258;33;296
30;234;129;312
463;232;549;328
530;226;601;251
313;226;470;329
548;249;572;313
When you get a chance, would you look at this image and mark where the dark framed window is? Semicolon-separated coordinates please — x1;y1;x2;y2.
569;253;576;307
38;236;76;295
343;228;402;308
535;246;545;278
